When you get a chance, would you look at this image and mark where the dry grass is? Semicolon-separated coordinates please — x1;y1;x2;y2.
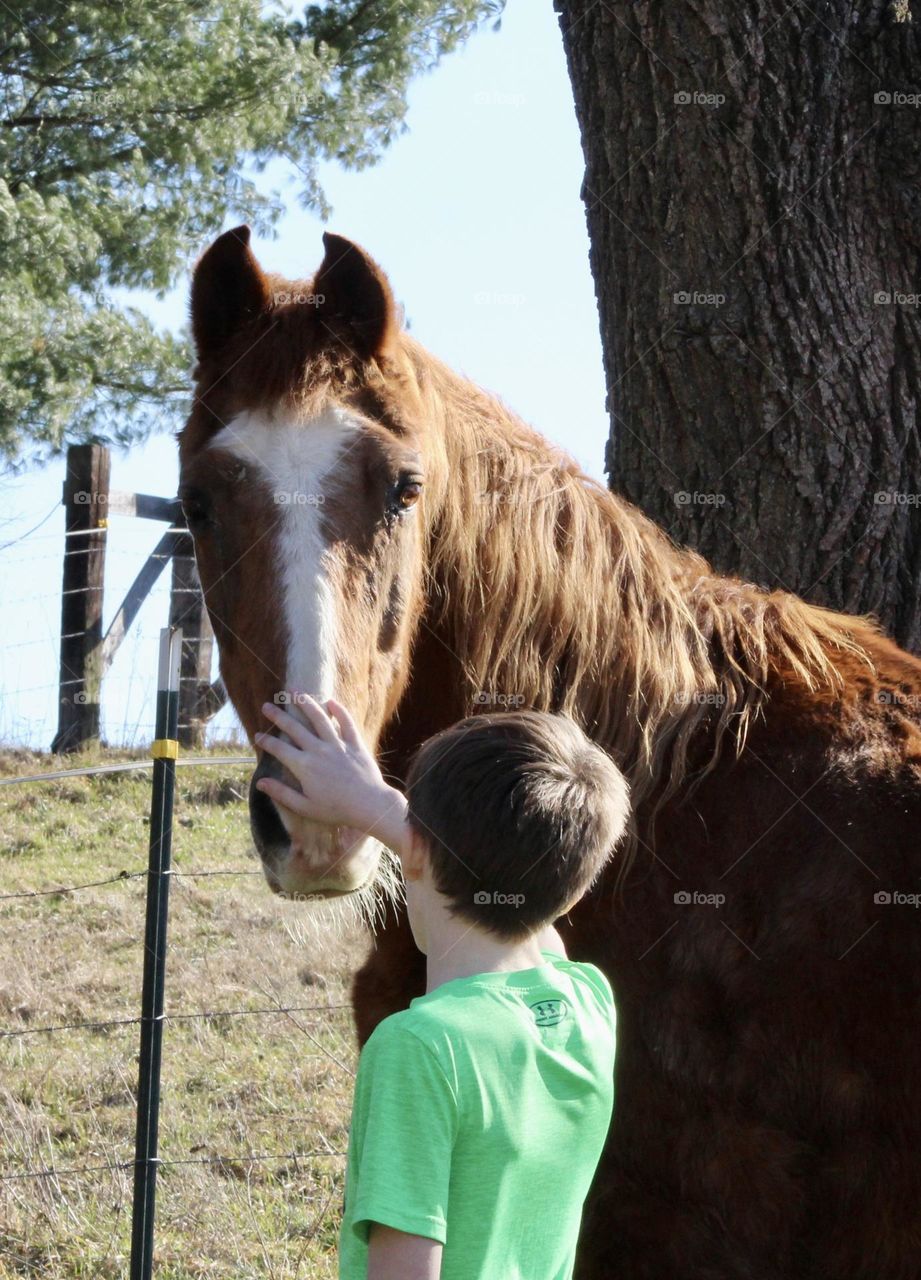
0;744;370;1278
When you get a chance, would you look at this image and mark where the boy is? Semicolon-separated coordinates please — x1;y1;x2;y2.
255;694;629;1280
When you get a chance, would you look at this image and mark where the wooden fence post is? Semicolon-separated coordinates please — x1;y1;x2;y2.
52;443;110;753
168;529;215;748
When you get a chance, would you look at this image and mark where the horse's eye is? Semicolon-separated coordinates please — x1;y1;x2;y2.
395;477;423;511
180;489;211;533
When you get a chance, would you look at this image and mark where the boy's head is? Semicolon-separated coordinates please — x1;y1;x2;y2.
403;710;630;941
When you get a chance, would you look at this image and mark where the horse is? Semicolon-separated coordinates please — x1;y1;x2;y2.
178;225;921;1280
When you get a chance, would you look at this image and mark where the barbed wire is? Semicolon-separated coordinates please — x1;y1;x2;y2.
0;1148;346;1185
0;1002;351;1041
2;592;81;608
0;870;147;900
0;501;59;552
0;863;274;902
2;637;66;652
0;547;163;563
0;755;254;788
0;521;184;551
3;676;174;696
2;629;217;647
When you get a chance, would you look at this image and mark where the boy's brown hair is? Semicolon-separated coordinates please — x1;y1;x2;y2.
404;710;630;940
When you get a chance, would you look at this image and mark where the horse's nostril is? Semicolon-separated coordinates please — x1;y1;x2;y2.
249;753;290;856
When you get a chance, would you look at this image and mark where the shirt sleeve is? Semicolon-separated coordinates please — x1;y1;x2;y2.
582;962;616;1011
344;1019;458;1247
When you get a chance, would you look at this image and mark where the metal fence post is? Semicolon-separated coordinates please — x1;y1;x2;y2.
130;626;182;1280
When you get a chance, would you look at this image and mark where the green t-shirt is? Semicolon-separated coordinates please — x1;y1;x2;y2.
338;950;616;1280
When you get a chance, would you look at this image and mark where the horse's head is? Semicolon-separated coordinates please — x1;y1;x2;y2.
179;227;433;899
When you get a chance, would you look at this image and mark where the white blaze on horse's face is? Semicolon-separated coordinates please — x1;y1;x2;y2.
209;404;353;700
207;405;386;897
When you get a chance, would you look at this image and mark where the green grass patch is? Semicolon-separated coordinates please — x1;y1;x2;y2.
0;745;367;1278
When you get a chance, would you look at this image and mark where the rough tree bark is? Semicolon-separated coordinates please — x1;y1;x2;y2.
555;0;921;651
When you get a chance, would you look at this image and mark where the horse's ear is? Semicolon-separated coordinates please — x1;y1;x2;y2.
190;225;271;360
314;232;399;360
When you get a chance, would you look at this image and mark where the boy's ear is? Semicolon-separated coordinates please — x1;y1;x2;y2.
190;224;271;361
402;825;429;882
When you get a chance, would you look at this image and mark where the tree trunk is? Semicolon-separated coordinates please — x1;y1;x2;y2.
555;0;921;652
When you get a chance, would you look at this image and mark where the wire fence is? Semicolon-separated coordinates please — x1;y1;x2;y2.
0;631;359;1278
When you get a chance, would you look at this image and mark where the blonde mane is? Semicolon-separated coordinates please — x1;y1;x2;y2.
405;338;878;842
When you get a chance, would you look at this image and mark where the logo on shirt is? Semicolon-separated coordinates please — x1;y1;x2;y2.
530;998;568;1027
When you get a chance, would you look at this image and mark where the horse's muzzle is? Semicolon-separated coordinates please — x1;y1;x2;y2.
248;750;379;897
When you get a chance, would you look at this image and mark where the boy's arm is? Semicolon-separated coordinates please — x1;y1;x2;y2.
340;1024;455;1275
367;1225;442;1280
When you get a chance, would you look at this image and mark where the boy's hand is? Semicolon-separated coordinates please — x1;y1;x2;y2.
254;694;411;857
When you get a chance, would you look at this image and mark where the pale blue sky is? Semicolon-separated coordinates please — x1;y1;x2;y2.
0;0;609;749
